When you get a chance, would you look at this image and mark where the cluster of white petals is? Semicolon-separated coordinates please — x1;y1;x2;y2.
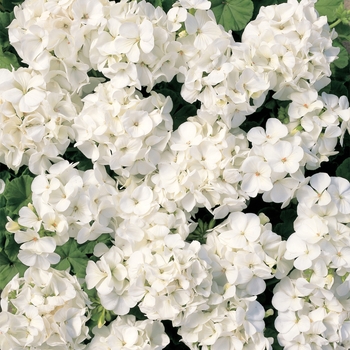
8;0;111;93
0;267;90;349
73;82;173;180
245;91;350;206
274;173;350;348
6;160;119;269
174;212;288;349
242;0;339;100
0;67;78;174
87;314;169;350
150;117;250;218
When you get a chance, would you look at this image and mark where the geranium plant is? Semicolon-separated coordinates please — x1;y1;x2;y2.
0;0;349;348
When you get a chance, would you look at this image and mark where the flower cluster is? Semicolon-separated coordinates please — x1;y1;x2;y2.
242;0;339;100
6;160;119;269
87;314;169;350
175;211;289;349
0;67;78;174
274;173;350;348
73;82;173;180
0;267;90;349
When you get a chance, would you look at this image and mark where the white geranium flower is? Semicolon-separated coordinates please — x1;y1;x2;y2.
284;234;321;270
288;89;324;123
240;156;273;197
185;10;223;50
167;7;187;32
18;204;42;232
114;19;154;63
296;173;331;207
87;315;169;350
0;267;90;349
294;216;328;244
328;177;350;215
263;141;304;174
14;229;60;270
121;110;153;138
2;68;46;113
120;184;156;216
179;0;211;10
247;118;288;145
272;277;305;312
218;212;261;249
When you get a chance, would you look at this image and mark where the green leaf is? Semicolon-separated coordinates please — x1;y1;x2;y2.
0;45;19;69
173;104;197;130
0;252;27;290
53;238;88;278
1;0;22;12
336;158;350;181
160;0;176;13
4;232;20;261
315;0;342;22
78;233;112;255
3;175;33;216
332;40;349;69
274;208;297;240
0;11;13;46
336;23;350;41
0;170;11;183
329;80;348;97
211;0;254;32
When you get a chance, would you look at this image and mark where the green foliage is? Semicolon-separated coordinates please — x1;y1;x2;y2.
3;175;33;216
0;0;23;12
0;171;28;289
0;10;13;46
186;218;216;244
0;250;27;290
0;45;19;68
53;234;113;278
274;207;297;240
53;238;91;278
0;8;21;68
210;0;254;32
336;158;350;182
332;40;350;69
315;0;343;22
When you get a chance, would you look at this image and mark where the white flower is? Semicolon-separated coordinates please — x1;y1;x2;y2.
272;277;305;312
275;310;311;342
284;234;321;270
296;173;331;207
218;212;261;249
263;140;304;174
87;315;169;350
179;0;211;10
119;184;156;217
2;68;46;113
247;118;288;145
114;19;154;63
167;7;187;32
328;177;350;215
0;267;90;348
240;156;273;197
121;110;153;138
14;228;60;270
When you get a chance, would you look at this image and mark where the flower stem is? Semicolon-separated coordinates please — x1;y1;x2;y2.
329;18;342;29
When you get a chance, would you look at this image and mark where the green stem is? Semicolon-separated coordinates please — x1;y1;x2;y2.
329;18;342;29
